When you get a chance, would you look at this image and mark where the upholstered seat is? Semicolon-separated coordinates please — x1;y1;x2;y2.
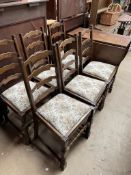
37;94;91;137
62;54;87;69
65;75;106;105
83;61;116;82
2;81;48;113
37;67;71;86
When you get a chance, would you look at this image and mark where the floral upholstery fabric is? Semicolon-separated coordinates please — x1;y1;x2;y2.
83;61;116;81
37;94;91;137
2;81;48;113
65;75;106;104
37;67;70;87
62;54;87;69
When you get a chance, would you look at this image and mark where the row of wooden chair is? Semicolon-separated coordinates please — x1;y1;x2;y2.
0;22;117;170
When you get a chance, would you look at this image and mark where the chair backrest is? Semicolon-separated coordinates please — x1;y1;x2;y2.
20;27;49;70
78;26;93;72
48;21;66;48
55;36;78;91
19;49;59;110
0;36;21;93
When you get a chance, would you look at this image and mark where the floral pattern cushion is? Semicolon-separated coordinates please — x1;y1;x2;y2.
62;54;87;69
2;81;48;113
37;67;70;87
83;61;116;81
65;75;106;105
37;94;91;137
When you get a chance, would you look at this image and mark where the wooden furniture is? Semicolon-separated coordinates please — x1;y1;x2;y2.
0;97;8;126
117;14;131;35
67;27;129;68
20;27;48;67
19;48;93;170
55;37;107;111
67;27;131;48
48;21;66;63
78;31;118;93
0;37;31;140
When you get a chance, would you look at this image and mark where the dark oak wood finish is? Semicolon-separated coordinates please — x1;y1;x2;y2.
55;36;107;111
19;45;93;170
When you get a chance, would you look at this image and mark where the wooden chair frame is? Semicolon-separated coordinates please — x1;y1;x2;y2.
55;36;107;112
78;27;118;93
0;36;31;140
19;45;93;170
18;49;60;140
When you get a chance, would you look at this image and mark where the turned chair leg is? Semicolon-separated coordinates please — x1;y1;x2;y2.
60;147;67;171
98;96;105;111
85;112;94;139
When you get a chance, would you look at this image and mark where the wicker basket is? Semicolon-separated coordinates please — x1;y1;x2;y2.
100;3;121;26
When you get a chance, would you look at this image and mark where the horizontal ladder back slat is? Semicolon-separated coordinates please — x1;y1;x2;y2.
0;52;17;62
23;30;42;40
82;48;91;57
82;39;92;47
25;50;52;66
0;73;21;88
59;37;75;49
0;39;14;46
26;40;44;51
28;64;55;80
0;63;18;75
62;49;76;60
62;60;75;71
51;32;64;39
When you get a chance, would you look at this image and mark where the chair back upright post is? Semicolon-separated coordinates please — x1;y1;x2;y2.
78;26;93;73
55;35;79;92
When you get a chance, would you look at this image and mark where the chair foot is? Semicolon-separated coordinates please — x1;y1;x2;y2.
0;114;8;126
109;85;113;93
98;97;105;111
60;158;67;171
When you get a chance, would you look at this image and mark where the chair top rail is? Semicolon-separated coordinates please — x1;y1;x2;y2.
50;22;62;30
23;30;42;40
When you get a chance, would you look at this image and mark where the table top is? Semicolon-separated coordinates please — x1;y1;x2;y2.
118;14;131;22
68;27;131;48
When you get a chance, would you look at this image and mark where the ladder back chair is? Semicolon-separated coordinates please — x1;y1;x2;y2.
18;49;59;140
19;46;93;170
55;37;107;112
79;26;118;93
0;36;33;137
